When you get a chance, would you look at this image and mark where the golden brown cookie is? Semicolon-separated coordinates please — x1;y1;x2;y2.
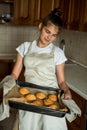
48;94;57;102
19;87;30;95
32;99;43;106
43;98;54;106
36;91;46;100
49;104;60;110
25;94;36;102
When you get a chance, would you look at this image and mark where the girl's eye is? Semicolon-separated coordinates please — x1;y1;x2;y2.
53;34;57;37
45;28;57;37
45;29;50;34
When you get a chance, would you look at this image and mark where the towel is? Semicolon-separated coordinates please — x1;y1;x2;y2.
62;97;81;122
0;75;16;121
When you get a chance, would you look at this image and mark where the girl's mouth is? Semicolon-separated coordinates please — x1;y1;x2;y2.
44;38;50;42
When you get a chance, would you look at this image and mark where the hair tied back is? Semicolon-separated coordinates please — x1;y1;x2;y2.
51;8;62;17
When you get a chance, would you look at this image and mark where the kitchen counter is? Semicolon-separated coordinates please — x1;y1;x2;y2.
0;54;16;62
65;64;87;100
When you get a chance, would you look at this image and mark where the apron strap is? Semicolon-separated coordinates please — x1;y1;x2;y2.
50;45;55;55
28;42;32;53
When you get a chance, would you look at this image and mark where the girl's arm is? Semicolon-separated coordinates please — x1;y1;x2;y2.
56;63;72;99
11;53;23;80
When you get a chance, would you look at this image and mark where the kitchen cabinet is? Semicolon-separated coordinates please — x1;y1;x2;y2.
13;0;36;25
66;0;87;31
0;0;14;24
13;0;87;31
13;0;60;25
0;0;13;2
0;59;14;105
79;0;87;31
0;58;25;82
57;0;70;29
65;0;83;30
0;0;87;31
13;0;70;26
0;59;14;81
0;0;61;25
13;0;67;26
67;89;87;130
34;0;60;25
0;88;3;103
59;0;87;31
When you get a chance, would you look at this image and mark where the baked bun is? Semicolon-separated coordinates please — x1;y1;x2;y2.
32;100;43;106
36;92;46;100
48;94;57;102
25;94;36;102
49;104;59;110
19;87;30;95
44;98;54;106
59;107;68;112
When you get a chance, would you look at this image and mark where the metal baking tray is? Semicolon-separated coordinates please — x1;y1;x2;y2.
8;80;69;117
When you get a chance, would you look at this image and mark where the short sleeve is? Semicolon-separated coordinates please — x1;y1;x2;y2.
54;47;67;65
16;42;30;57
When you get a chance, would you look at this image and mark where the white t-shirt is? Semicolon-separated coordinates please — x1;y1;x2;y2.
16;40;67;65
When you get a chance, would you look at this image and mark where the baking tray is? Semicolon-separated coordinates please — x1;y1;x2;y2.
8;80;69;117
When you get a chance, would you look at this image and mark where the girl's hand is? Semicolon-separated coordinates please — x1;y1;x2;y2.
64;89;72;99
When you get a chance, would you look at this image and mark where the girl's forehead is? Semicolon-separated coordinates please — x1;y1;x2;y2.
44;23;59;34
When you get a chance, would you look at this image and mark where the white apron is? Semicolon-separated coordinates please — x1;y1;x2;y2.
19;42;68;130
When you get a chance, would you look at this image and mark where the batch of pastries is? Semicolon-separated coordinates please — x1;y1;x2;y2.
18;87;62;111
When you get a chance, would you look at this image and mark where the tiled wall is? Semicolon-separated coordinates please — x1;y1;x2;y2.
60;30;87;67
0;25;39;54
0;25;87;66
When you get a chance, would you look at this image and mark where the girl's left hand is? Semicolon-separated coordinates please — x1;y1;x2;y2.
64;89;72;99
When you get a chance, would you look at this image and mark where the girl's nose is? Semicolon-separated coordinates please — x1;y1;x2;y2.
47;34;52;40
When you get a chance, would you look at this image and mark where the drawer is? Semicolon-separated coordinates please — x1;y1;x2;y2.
0;88;3;103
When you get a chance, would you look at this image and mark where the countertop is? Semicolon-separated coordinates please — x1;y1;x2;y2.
0;54;16;62
65;64;87;100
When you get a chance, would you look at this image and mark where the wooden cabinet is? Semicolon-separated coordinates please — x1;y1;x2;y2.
0;0;13;2
0;0;87;31
13;0;60;25
59;0;87;31
67;89;87;130
79;0;87;31
0;59;25;81
0;0;14;24
13;0;68;26
66;0;87;31
34;0;54;25
0;88;3;103
34;0;60;25
65;0;83;30
14;0;36;25
56;0;70;29
0;59;14;104
0;61;25;82
0;60;14;81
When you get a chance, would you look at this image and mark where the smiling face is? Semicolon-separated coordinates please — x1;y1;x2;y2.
37;23;59;48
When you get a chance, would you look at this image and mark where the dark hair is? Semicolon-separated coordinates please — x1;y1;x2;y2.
42;8;63;31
